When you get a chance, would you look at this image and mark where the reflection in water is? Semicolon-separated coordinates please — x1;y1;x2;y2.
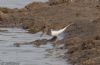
0;28;68;65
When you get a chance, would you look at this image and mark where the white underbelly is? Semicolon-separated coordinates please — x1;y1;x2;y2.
51;31;60;36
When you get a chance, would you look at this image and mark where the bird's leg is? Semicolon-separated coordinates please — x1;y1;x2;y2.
40;30;45;37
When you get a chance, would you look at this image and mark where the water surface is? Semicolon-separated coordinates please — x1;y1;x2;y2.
0;0;48;8
0;28;69;65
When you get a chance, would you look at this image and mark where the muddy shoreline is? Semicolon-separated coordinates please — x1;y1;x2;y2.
0;0;100;65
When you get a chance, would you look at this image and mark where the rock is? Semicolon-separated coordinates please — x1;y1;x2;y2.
32;39;48;47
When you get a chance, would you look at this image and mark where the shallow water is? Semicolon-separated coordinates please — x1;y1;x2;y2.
0;28;69;65
0;0;48;8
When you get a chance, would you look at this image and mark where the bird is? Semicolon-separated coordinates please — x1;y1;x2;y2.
50;23;73;36
41;23;73;42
